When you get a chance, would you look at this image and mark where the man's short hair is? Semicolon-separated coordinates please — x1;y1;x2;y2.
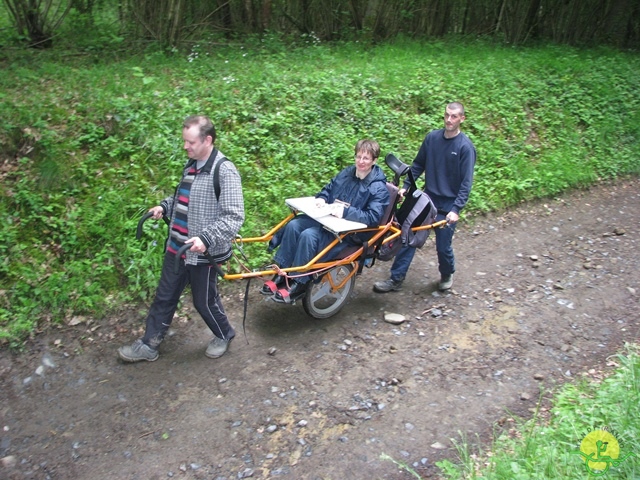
183;115;216;144
447;102;465;116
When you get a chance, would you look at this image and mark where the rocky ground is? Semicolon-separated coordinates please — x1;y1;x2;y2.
1;177;639;480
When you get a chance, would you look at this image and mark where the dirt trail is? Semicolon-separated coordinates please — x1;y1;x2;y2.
1;178;639;480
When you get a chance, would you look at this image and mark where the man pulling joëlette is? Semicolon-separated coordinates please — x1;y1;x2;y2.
118;115;244;363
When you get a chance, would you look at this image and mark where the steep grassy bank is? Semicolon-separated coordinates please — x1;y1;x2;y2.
1;38;639;343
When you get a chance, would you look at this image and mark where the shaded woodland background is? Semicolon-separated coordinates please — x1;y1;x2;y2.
4;0;639;49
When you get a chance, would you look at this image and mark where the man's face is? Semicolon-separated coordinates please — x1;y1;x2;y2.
444;107;465;133
354;149;375;177
183;125;211;161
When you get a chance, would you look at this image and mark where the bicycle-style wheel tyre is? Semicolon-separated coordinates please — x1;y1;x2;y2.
302;264;356;319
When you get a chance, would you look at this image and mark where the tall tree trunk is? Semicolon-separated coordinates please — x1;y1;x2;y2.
495;0;506;33
244;0;254;30
167;0;185;46
262;0;272;30
521;0;541;43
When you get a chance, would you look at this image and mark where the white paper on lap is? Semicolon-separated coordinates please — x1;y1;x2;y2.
285;197;368;234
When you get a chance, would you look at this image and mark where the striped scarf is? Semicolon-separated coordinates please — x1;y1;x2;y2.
167;164;198;256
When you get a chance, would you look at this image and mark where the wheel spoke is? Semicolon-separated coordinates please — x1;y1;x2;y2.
309;282;331;302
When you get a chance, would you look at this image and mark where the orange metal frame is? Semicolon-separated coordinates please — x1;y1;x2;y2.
222;210;446;287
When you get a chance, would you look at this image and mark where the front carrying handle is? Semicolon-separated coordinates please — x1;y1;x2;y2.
136;211;170;240
136;211;154;240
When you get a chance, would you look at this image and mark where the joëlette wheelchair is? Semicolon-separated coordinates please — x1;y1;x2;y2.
136;154;446;320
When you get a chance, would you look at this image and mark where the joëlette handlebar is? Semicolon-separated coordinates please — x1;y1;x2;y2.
136;211;155;240
136;211;171;240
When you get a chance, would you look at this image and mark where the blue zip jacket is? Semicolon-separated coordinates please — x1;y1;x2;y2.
316;164;390;227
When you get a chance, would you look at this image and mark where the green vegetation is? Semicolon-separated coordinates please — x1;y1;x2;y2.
1;37;639;345
1;16;640;479
435;344;640;479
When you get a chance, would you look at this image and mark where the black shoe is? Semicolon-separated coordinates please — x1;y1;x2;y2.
274;281;308;304
439;274;454;291
205;335;234;358
117;339;159;363
261;274;286;295
373;278;403;293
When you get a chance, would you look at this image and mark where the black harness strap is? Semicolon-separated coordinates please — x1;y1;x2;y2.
242;278;251;344
213;157;229;201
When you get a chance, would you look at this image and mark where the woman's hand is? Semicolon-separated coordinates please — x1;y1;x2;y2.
329;203;344;218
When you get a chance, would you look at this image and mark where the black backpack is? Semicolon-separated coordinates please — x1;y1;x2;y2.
395;170;437;248
377;155;437;261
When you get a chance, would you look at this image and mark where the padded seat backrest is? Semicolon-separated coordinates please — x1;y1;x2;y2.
359;182;399;257
381;182;399;225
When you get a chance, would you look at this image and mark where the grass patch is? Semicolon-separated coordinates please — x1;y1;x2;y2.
1;37;640;344
435;344;640;479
